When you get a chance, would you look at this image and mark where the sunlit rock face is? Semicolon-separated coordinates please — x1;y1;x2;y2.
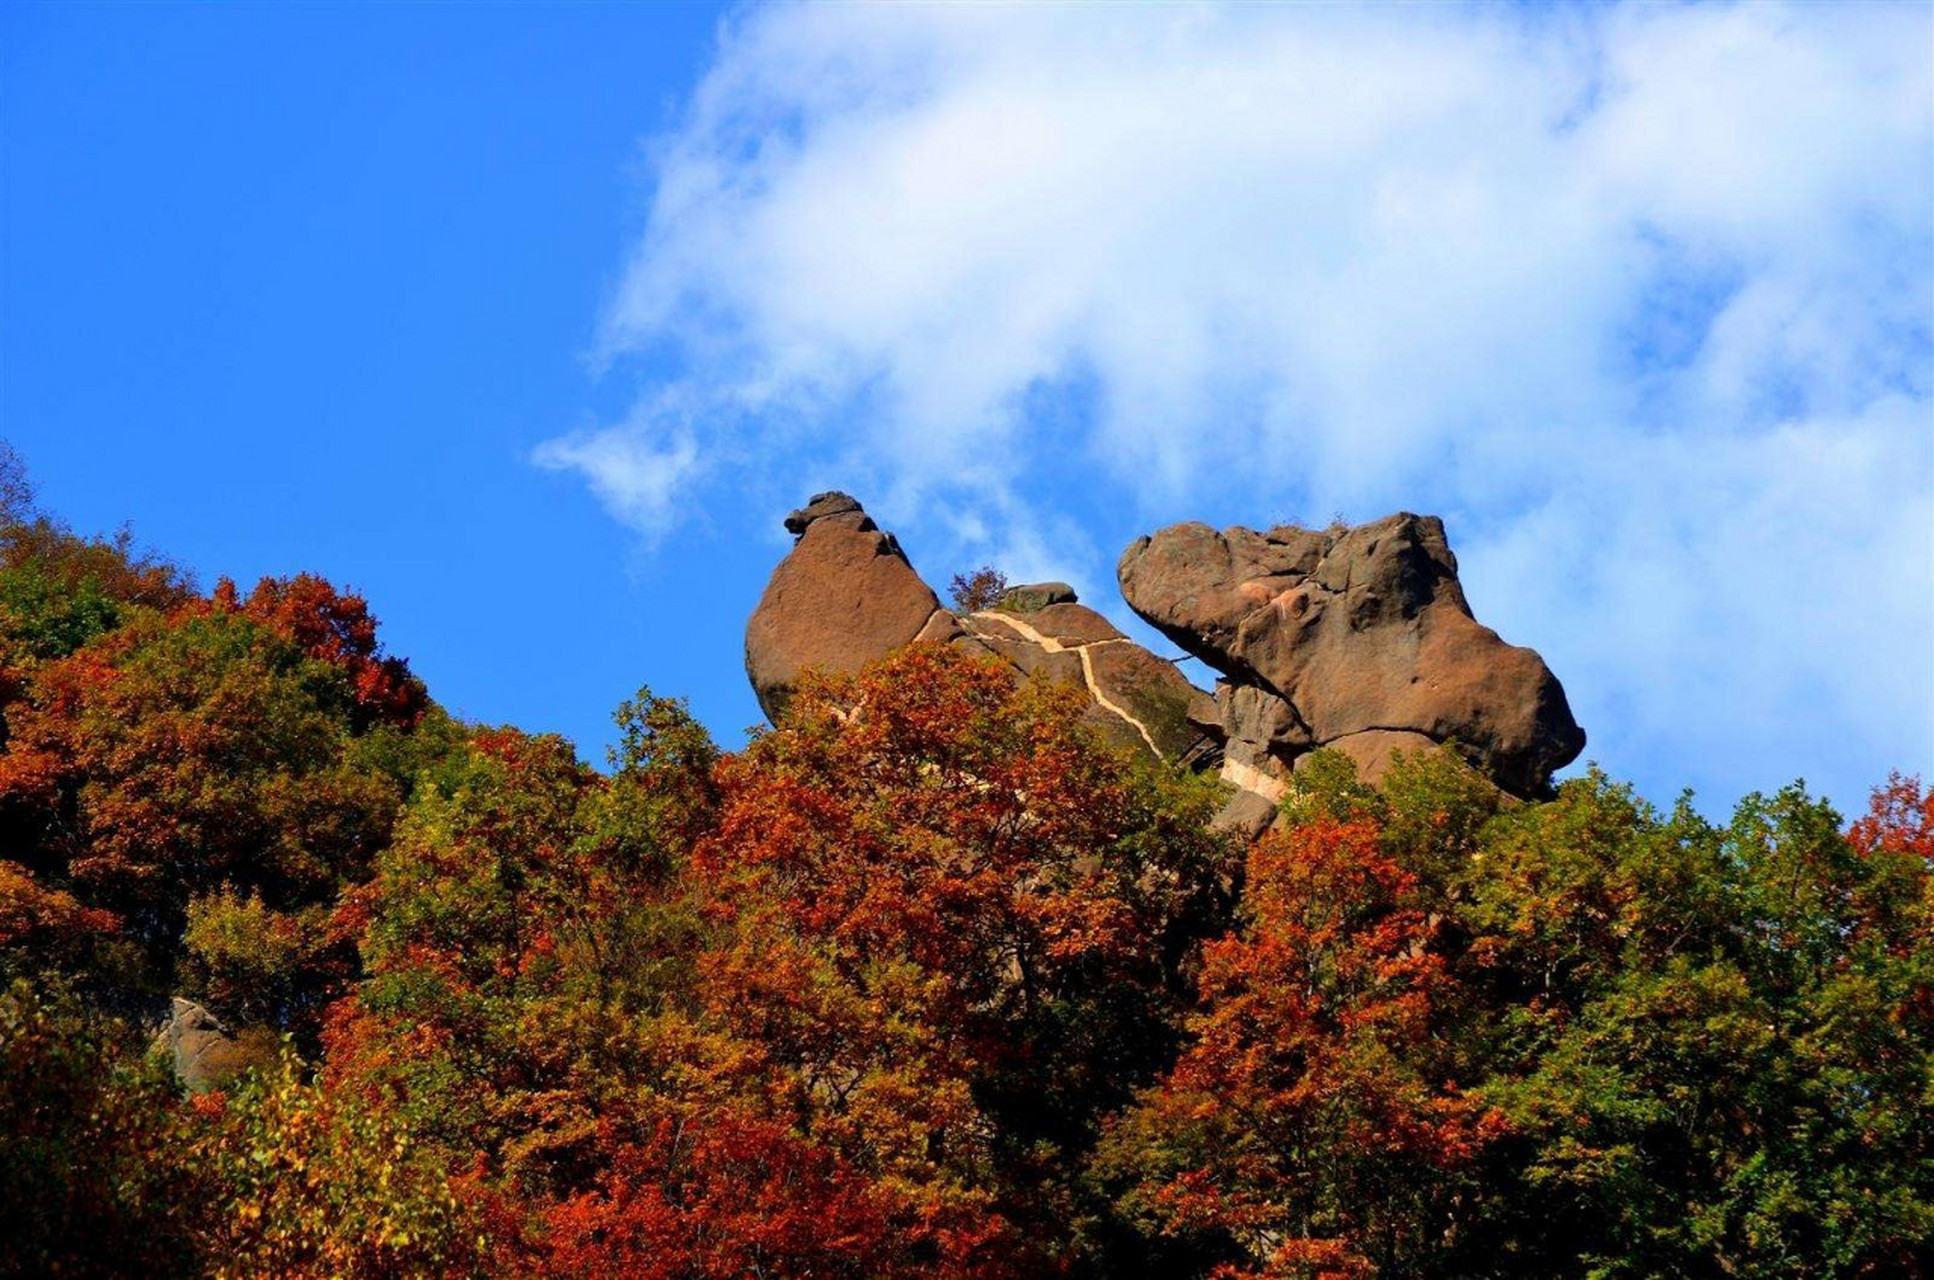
1119;512;1586;812
745;494;1206;765
746;495;1586;839
744;492;944;722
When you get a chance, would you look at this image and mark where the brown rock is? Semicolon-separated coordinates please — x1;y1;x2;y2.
1210;788;1281;842
151;997;254;1094
783;490;867;535
748;491;1221;767
1021;602;1127;647
746;496;944;720
1120;512;1584;795
912;608;967;645
746;497;1210;770
957;603;1207;761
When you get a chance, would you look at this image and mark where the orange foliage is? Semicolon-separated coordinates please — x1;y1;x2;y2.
1113;815;1505;1275
1849;771;1933;864
682;645;1230;1271
0;600;405;1001
212;573;427;728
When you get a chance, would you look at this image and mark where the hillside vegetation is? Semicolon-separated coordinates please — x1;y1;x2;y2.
1;449;1928;1278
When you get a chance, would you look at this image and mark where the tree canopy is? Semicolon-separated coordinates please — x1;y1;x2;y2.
1;460;1927;1279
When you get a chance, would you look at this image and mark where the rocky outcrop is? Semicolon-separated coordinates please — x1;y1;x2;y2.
1121;513;1585;817
746;492;945;721
950;593;1205;761
151;997;251;1094
746;496;1206;766
745;495;1585;839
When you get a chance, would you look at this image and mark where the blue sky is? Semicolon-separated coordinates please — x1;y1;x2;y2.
4;1;1929;819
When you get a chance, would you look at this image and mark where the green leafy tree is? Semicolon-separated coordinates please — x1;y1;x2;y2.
0;980;201;1278
1110;754;1934;1278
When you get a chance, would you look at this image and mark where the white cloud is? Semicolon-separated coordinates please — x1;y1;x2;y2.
531;403;701;540
547;0;1933;811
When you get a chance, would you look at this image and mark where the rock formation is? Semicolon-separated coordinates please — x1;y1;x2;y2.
745;493;944;720
151;997;251;1094
1120;513;1585;818
746;493;1203;762
930;588;1207;761
746;494;1585;837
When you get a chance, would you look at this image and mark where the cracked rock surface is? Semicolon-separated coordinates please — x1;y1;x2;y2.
745;495;1204;765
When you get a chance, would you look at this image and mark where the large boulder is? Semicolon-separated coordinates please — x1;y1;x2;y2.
1120;513;1584;797
151;997;253;1094
745;495;1587;837
745;492;946;721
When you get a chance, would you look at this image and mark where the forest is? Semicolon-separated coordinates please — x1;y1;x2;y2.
1;444;1928;1279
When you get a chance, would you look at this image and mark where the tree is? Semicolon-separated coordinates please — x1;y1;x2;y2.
179;1050;485;1280
689;645;1237;1271
949;566;1009;613
214;574;427;730
0;577;451;1032
323;695;726;1267
1451;776;1934;1276
1105;809;1501;1277
1108;754;1934;1278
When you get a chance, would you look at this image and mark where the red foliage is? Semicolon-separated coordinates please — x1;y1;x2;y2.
697;646;1147;1019
212;574;427;728
537;1105;1007;1280
1849;772;1933;864
0;858;121;967
668;646;1233;1271
1116;815;1505;1273
0;601;405;985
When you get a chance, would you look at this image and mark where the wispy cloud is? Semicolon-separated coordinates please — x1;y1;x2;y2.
541;0;1933;810
531;397;702;542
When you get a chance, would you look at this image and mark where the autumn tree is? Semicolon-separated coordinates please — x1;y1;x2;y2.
677;645;1237;1272
2;460;1927;1279
322;694;726;1266
0;571;453;1034
1104;798;1503;1277
1111;751;1934;1278
177;1050;486;1280
949;565;1009;613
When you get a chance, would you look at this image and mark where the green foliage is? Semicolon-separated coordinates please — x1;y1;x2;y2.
328;710;716;1210
1114;755;1934;1278
1451;777;1934;1277
0;559;124;662
180;1050;484;1280
0;980;200;1278
0;464;1927;1278
182;888;345;1033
